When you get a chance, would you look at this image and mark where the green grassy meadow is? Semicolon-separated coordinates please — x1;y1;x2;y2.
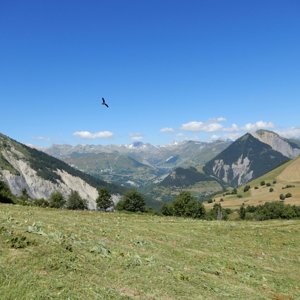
1;204;300;299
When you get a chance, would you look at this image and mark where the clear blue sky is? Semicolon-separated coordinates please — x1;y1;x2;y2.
1;0;300;146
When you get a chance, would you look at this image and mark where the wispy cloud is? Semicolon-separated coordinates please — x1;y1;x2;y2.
33;136;50;141
130;133;144;141
242;121;275;131
160;127;175;133
73;130;113;139
181;121;223;132
275;127;300;139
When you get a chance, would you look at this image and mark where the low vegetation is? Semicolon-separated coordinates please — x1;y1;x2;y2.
0;203;299;299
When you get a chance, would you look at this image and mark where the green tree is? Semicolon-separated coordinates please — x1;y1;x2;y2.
96;188;113;211
171;191;206;219
117;190;145;212
49;191;65;208
66;191;87;210
0;180;15;204
161;202;174;216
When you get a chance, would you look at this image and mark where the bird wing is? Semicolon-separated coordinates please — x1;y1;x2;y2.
102;97;105;103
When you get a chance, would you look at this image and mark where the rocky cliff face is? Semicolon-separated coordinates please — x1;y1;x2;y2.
203;133;290;187
0;133;121;209
252;130;300;159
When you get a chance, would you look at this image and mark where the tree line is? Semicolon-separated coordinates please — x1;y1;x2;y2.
1;180;300;220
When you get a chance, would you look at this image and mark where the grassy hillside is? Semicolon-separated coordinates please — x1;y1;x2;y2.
208;157;300;209
1;204;300;299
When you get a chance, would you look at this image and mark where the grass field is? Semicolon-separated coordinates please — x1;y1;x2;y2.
1;204;300;299
208;158;300;209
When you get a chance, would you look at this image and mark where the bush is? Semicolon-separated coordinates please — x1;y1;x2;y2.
49;191;65;208
269;188;274;192
273;180;277;184
117;190;145;212
243;185;250;192
239;204;246;220
260;181;265;186
254;186;259;190
280;194;286;201
285;193;292;198
252;202;299;220
208;203;228;220
161;191;206;219
232;188;237;194
0;181;15;204
266;183;271;187
96;188;113;211
207;199;213;204
66;191;88;210
32;198;49;207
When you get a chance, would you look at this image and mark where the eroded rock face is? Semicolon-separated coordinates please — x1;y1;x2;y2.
0;136;120;209
252;130;300;159
211;156;253;186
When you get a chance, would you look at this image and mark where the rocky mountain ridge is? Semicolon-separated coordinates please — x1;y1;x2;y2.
203;131;298;187
0;133;123;209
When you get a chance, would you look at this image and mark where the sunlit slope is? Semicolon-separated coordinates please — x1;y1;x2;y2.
209;157;300;209
0;204;300;299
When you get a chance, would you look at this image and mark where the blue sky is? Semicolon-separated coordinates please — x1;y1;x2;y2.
1;0;300;146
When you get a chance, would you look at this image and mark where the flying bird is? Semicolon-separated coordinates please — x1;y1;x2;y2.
101;97;109;108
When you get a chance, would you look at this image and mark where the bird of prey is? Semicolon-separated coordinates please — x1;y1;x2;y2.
101;97;109;108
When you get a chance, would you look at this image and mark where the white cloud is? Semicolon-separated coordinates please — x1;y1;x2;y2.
73;130;113;139
223;123;240;132
160;127;175;133
243;121;275;131
181;121;223;132
130;133;144;141
275;127;300;139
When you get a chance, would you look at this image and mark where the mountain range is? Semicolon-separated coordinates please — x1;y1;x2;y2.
44;140;231;188
1;130;299;209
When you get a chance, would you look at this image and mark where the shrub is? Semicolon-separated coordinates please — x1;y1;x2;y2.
207;199;213;204
243;185;250;192
285;193;292;198
237;194;243;198
161;191;206;219
117;190;145;212
66;191;88;210
269;188;274;192
266;183;271;187
33;198;49;207
280;194;286;201
96;188;113;211
239;204;246;220
49;191;65;208
232;188;237;194
273;180;277;184
0;180;15;204
260;181;265;186
161;202;174;216
208;203;228;220
254;186;259;190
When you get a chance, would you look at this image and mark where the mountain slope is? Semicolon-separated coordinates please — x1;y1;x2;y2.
203;133;290;187
252;129;300;158
209;157;300;209
0;133;124;208
160;167;216;187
